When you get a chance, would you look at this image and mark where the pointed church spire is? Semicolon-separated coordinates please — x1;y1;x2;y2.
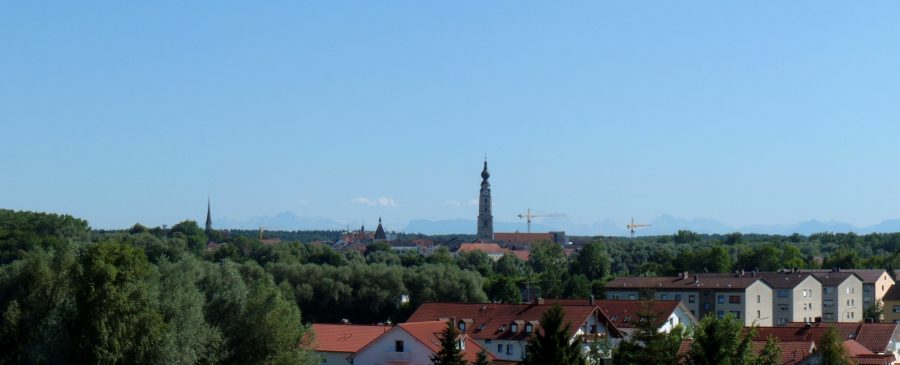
205;197;213;234
481;159;490;180
374;217;387;241
477;160;493;240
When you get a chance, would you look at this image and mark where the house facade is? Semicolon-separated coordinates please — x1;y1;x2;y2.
757;272;823;325
605;273;774;326
310;324;390;365
883;285;900;324
406;301;621;362
811;272;863;322
349;321;490;365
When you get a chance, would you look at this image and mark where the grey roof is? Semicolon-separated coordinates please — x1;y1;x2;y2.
756;272;821;289
607;274;769;291
811;272;862;287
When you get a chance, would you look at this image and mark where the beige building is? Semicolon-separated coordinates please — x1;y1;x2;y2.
605;273;774;326
884;285;900;324
812;272;863;322
757;272;822;325
806;269;896;315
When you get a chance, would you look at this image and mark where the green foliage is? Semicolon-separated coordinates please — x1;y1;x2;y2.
522;305;585;365
864;301;884;322
688;314;756;365
474;348;490;365
571;242;610;280
430;321;466;365
814;326;852;365
486;276;521;303
612;301;685;365
753;335;781;365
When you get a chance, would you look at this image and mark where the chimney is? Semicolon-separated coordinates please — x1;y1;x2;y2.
589;295;595;306
537;297;544;305
740;269;745;277
693;275;699;283
682;271;689;280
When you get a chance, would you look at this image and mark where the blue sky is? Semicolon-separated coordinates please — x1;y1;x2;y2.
2;1;900;231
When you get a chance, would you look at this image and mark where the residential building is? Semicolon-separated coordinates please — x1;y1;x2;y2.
605;272;775;326
806;269;896;311
349;321;491;365
544;298;698;334
406;301;622;362
757;272;823;325
757;322;900;364
455;243;507;261
811;271;864;322
883;284;900;324
310;324;390;365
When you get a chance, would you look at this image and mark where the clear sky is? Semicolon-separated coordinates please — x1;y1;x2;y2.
3;1;900;231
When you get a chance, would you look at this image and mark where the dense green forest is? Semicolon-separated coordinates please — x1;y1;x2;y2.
2;209;899;364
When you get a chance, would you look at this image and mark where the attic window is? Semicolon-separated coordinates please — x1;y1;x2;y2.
510;323;518;333
459;322;466;331
525;323;533;334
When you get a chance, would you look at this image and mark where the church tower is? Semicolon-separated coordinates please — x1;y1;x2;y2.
477;160;494;240
205;197;213;234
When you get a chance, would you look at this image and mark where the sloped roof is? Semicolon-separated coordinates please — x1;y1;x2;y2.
396;321;493;363
805;269;893;285
311;324;390;353
457;243;506;255
758;322;899;354
493;233;553;244
756;272;820;289
882;283;900;301
843;339;874;356
595;300;684;329
407;302;620;340
607;274;769;290
680;339;813;365
811;272;862;287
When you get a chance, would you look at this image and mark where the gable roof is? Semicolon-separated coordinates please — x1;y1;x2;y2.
407;302;621;340
606;274;770;291
595;300;686;329
756;272;820;289
883;283;900;301
811;272;862;287
758;322;899;354
804;269;894;285
350;321;492;363
457;243;506;255
311;324;390;353
680;339;813;365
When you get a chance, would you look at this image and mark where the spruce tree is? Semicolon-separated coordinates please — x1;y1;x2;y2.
523;304;585;365
474;348;490;365
754;335;782;365
431;321;466;365
815;326;852;365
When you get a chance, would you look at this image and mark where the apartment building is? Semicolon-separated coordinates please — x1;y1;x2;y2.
811;272;863;322
884;285;900;324
757;272;822;325
605;272;774;326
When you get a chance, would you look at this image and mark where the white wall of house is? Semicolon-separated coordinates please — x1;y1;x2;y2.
350;327;432;365
315;351;350;365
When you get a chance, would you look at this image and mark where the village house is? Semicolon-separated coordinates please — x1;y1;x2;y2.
348;321;491;365
310;324;390;365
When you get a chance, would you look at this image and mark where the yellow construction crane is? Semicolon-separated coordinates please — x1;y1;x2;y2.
517;208;565;233
626;217;651;238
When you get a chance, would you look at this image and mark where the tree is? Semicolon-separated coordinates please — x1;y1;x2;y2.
612;301;684;365
814;326;852;365
430;321;466;365
486;276;521;303
864;301;884;323
523;305;584;365
688;313;756;365
753;335;782;365
474;348;490;365
70;242;164;364
571;242;611;280
494;253;527;277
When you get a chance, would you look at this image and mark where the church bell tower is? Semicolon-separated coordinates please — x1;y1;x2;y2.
477;160;494;240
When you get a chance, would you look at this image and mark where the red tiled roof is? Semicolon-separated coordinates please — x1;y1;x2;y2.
311;324;390;353
457;243;506;255
396;321;493;363
407;302;620;340
758;322;899;355
510;250;530;261
594;300;682;329
493;233;553;244
850;354;897;365
843;339;874;356
680;340;814;365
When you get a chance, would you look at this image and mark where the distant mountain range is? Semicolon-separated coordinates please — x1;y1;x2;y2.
215;212;900;237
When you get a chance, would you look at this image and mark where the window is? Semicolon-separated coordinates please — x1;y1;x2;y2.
704;303;711;310
717;311;725;319
497;344;503;353
825;313;834;320
777;289;789;297
675;294;682;301
510;324;518;333
729;296;741;304
802;290;808;297
506;344;513;355
847;299;854;306
688;295;696;304
847;287;854;294
757;295;760;304
612;295;620;300
628;294;636;300
718;295;725;304
757;310;761;319
661;294;668;300
778;304;789;311
730;311;741;319
395;340;404;352
824;287;834;294
457;339;465;350
824;300;834;307
590;325;597;334
525;324;533;334
459;322;466;331
778;318;787;325
893;305;900;313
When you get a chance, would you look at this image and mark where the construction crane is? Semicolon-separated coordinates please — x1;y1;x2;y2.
626;217;651;238
517;208;565;233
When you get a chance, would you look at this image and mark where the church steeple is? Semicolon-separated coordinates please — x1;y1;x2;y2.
374;217;387;241
477;159;494;240
205;197;213;234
